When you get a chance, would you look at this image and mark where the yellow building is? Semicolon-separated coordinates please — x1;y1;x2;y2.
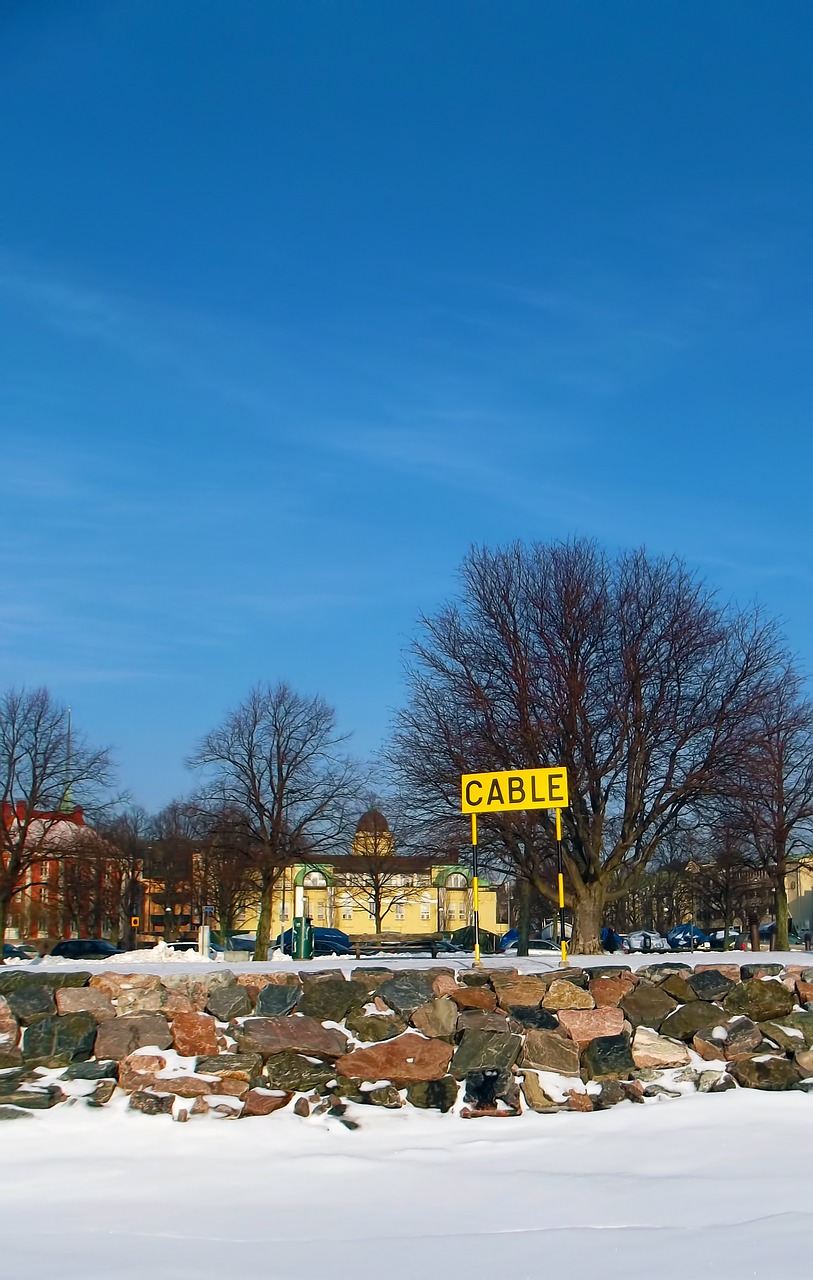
259;809;500;939
788;860;813;935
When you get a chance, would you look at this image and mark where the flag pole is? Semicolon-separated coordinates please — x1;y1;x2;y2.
556;808;567;965
471;813;480;964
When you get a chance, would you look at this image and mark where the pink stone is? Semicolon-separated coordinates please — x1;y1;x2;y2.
336;1032;452;1082
243;1089;293;1116
449;986;497;1010
119;1052;167;1093
171;1012;219;1057
566;1090;593;1112
557;1007;625;1047
55;987;117;1022
589;975;636;1008
431;973;459;998
0;995;20;1054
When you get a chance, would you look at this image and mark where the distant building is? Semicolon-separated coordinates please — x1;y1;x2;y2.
243;808;500;938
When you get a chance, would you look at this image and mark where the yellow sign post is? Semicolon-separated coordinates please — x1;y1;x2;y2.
460;767;570;965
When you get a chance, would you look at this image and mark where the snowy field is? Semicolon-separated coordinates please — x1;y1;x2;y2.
11;943;810;977
2;1086;812;1280
4;949;812;1279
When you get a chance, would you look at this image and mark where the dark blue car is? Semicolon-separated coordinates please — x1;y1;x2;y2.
274;927;353;956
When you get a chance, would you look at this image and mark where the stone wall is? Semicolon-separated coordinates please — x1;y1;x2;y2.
1;961;812;1121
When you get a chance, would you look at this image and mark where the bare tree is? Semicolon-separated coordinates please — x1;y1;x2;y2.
193;803;260;939
148;801;201;942
189;683;360;961
99;808;151;949
0;687;114;956
59;826;124;939
390;540;783;953
732;668;813;951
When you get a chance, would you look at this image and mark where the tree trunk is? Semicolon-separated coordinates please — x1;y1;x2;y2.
0;895;7;962
571;881;605;955
774;869;790;952
254;877;274;962
517;879;531;956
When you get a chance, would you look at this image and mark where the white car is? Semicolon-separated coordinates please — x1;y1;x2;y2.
626;929;670;953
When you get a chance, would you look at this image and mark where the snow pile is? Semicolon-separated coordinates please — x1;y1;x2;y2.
111;941;214;964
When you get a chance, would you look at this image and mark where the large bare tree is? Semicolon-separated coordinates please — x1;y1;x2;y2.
0;687;114;956
189;683;359;961
192;802;261;940
732;667;813;951
390;540;784;953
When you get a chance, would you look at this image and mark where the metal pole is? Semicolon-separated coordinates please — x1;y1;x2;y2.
471;814;480;965
556;809;567;965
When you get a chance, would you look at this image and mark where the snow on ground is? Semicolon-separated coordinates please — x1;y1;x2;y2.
2;1087;812;1279
11;948;809;977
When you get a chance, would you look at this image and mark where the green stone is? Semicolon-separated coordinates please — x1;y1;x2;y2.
206;984;253;1021
620;981;678;1030
264;1051;335;1092
659;1001;724;1042
451;1031;521;1079
255;984;301;1017
660;975;698;1004
376;974;438;1016
732;1056;802;1090
406;1076;458;1112
5;986;57;1024
298;976;366;1021
344;1009;406;1042
0;1105;32;1121
0;971;90;995
686;970;735;1002
723;978;795;1023
0;1085;64;1109
22;1013;97;1067
581;1034;635;1080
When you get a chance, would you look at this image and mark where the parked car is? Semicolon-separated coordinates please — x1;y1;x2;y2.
759;921;802;945
50;939;122;960
626;929;669;953
274;927;353;957
707;928;735;950
499;928;561;954
666;924;710;950
2;942;37;961
225;933;258;953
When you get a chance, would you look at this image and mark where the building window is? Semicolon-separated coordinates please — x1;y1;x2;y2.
279;907;289;921
446;873;468;890
395;902;405;921
340;897;353;921
316;902;325;920
420;898;431;920
446;904;455;921
303;871;327;889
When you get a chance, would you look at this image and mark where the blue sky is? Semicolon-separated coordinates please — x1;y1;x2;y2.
3;1;813;810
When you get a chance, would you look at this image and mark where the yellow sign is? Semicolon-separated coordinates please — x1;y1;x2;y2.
461;766;568;814
130;916;140;928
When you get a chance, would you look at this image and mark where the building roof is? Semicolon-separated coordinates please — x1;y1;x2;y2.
355;809;390;835
316;854;434;873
